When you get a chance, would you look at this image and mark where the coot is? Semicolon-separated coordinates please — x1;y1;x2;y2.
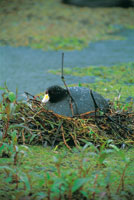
42;85;109;117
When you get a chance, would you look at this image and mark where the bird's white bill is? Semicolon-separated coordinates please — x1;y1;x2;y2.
42;94;50;103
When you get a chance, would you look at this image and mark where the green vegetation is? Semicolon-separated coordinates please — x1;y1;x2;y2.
49;62;134;101
0;144;134;200
0;0;134;50
0;1;134;198
0;76;134;199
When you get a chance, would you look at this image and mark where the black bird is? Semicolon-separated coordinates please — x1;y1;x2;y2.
42;85;109;117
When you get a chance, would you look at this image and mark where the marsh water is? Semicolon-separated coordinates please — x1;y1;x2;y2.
0;28;134;98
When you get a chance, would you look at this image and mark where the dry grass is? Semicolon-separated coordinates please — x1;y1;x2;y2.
2;97;134;149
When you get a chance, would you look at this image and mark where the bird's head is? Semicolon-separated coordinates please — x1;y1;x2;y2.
42;85;68;103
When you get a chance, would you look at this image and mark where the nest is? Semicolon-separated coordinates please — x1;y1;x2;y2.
2;98;134;149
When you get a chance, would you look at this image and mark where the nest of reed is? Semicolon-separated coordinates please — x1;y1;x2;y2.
2;97;134;149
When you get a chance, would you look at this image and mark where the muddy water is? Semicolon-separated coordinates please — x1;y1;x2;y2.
0;28;134;98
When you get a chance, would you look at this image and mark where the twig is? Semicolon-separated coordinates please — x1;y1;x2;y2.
24;92;41;105
61;52;78;116
116;162;129;193
90;89;99;120
90;90;132;135
24;92;35;99
61;125;72;151
22;129;25;145
106;184;111;199
104;112;132;135
51;120;63;148
14;151;19;166
69;132;80;149
92;174;99;199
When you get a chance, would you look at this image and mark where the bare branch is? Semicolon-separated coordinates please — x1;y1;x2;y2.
61;52;78;116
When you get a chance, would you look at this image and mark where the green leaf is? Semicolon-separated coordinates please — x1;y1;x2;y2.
72;178;89;193
8;92;16;102
0;142;5;152
8;124;31;131
11;130;17;145
10;103;16;114
0;166;13;172
0;131;3;140
98;152;108;164
46;172;51;180
109;144;119;152
35;192;47;199
20;173;31;191
80;190;89;198
29;134;37;143
0;87;6;91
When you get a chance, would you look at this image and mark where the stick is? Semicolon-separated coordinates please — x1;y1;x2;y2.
61;125;72;151
90;89;99;122
61;52;78;116
24;92;35;98
90;90;131;134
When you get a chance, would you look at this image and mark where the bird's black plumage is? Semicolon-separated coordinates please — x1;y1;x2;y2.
42;85;109;117
46;85;68;103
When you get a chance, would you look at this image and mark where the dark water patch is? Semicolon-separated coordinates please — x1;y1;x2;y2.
0;28;134;99
125;96;134;103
